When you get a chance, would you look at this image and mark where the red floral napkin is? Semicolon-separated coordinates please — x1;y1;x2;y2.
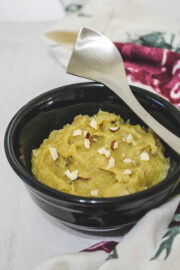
115;42;180;107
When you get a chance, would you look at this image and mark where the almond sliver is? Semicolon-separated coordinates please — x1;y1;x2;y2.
111;140;118;150
73;129;82;136
106;157;115;170
109;127;120;132
84;138;90;149
97;147;110;158
91;189;99;196
140;151;149;161
49;147;58;160
64;169;79;180
123;169;132;175
123;158;132;163
126;134;133;144
90;119;98;130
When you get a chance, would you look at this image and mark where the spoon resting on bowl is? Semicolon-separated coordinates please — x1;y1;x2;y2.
66;26;180;155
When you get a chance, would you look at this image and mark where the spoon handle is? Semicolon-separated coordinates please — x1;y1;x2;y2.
106;81;180;155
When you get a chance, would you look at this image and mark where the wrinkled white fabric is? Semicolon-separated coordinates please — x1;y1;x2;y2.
34;196;180;270
45;0;180;68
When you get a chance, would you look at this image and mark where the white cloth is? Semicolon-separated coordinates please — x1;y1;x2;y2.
34;195;180;270
45;0;180;68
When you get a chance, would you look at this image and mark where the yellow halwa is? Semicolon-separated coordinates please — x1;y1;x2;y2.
32;110;169;197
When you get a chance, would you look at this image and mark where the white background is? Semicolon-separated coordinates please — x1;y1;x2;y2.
0;0;64;21
0;0;179;22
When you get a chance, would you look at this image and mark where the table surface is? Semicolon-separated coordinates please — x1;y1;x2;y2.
0;22;124;270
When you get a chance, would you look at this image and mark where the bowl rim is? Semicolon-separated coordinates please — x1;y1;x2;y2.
4;82;180;205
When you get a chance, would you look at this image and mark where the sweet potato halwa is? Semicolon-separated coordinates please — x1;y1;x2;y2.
32;110;169;197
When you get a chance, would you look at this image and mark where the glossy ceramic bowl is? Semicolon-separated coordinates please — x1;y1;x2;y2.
4;83;180;232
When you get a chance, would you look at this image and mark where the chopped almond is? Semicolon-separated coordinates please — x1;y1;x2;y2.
64;169;79;181
78;176;90;181
91;189;99;196
109;127;120;132
85;132;90;139
126;134;133;144
83;131;90;138
90;119;98;130
97;147;110;158
84;138;90;149
83;130;88;137
49;147;58;160
91;136;97;142
140;151;149;161
123;158;132;163
32;149;38;157
73;129;82;136
123;133;134;144
106;157;115;170
123;169;132;175
111;140;118;150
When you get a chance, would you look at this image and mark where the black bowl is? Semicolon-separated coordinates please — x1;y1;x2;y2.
4;83;180;232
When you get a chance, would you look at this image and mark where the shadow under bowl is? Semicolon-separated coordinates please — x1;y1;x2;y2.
4;83;180;232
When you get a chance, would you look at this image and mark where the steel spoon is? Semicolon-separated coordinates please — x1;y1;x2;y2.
67;26;180;155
